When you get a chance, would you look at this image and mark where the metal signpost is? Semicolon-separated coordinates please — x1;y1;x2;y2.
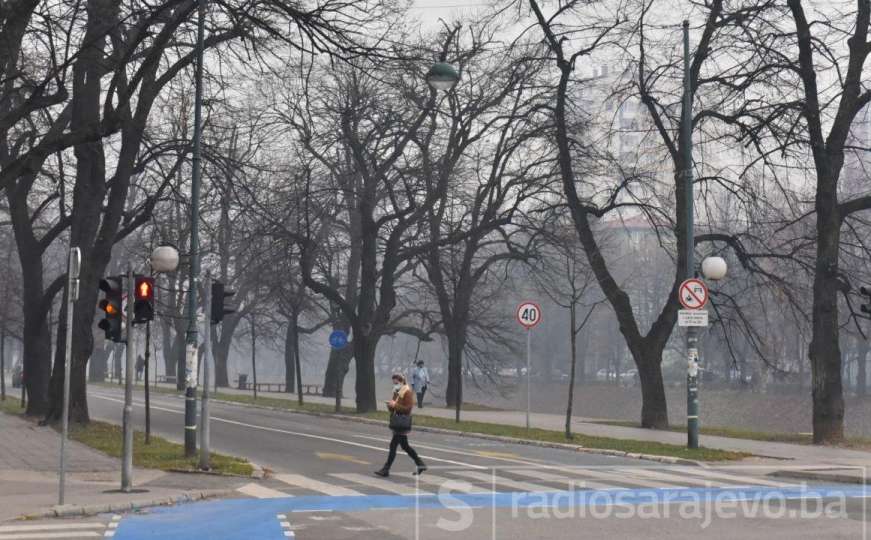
329;330;348;412
59;247;80;505
200;274;212;470
679;278;708;449
516;302;542;430
122;265;136;491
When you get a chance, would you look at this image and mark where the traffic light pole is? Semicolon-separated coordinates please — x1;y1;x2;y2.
682;21;700;450
122;265;135;491
184;0;206;458
199;274;211;470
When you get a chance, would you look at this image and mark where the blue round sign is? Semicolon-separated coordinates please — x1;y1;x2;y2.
329;330;348;349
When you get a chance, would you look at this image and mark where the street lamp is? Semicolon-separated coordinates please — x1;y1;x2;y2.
425;61;460;421
149;245;179;273
145;244;179;446
426;62;460;91
701;256;727;281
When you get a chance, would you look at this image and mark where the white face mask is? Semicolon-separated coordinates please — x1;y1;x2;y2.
393;383;401;392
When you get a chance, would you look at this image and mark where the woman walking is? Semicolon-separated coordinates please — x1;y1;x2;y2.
375;373;427;477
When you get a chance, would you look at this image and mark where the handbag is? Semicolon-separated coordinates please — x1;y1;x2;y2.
389;412;412;431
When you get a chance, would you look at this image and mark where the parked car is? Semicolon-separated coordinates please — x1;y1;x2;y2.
620;369;639;386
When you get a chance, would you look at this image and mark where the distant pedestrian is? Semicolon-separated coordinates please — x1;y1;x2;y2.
411;360;430;408
135;355;145;382
375;373;426;478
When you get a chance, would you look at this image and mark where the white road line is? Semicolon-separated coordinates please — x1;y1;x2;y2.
449;470;560;493
614;467;722;487
274;473;365;496
563;468;687;489
509;468;616;491
395;472;486;494
237;482;292;499
671;467;793;487
329;473;433;496
0;525;105;534
0;533;102;540
276;514;287;519
91;394;483;469
343;433;548;467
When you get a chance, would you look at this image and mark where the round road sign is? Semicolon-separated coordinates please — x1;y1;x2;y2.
516;302;542;329
329;329;349;349
679;279;708;310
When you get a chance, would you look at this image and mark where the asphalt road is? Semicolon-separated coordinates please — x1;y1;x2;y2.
87;387;868;540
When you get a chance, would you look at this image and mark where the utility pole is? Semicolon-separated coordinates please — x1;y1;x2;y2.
184;0;207;458
682;20;700;450
200;274;212;470
59;247;80;505
122;265;135;491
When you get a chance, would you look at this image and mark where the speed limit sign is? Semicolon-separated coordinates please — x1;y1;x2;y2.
516;302;542;329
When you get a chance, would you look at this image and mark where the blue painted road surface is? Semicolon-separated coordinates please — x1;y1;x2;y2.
112;484;868;540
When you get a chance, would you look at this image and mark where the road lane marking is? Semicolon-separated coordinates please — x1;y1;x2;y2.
330;473;433;496
91;394;483;469
274;473;364;496
475;451;522;459
509;468;616;490
316;452;371;465
237;482;292;499
448;470;559;493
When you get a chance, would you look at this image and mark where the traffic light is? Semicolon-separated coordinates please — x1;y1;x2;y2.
861;287;871;316
210;281;236;324
98;277;123;342
133;276;155;324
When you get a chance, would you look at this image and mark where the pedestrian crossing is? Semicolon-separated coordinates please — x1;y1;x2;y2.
236;467;798;499
0;515;119;540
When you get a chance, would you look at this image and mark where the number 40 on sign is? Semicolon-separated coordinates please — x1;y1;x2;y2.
516;302;542;329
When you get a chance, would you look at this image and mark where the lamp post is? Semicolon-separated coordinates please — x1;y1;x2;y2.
148;245;179;445
184;0;207;458
425;61;460;420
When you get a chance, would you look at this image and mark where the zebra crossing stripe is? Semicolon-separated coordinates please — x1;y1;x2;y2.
449;470;560;493
329;473;433;496
0;533;102;540
274;473;364;496
563;468;689;489
397;472;486;494
614;467;720;487
237;482;292;499
509;468;616;491
0;525;106;534
671;467;793;487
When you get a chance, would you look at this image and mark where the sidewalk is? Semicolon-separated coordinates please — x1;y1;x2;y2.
0;411;244;521
163;382;870;469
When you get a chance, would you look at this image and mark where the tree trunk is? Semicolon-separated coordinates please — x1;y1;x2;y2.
857;339;868;397
352;331;377;412
20;295;52;416
566;305;577;438
637;352;669;429
161;319;175;381
444;324;466;410
323;322;353;397
284;322;296;393
212;315;240;388
809;182;845;443
88;343;109;383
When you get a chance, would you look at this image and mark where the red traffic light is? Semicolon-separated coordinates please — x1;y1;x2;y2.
135;277;155;301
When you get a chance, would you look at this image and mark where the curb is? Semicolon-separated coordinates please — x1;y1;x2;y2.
200;396;703;467
18;489;236;520
769;469;868;485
